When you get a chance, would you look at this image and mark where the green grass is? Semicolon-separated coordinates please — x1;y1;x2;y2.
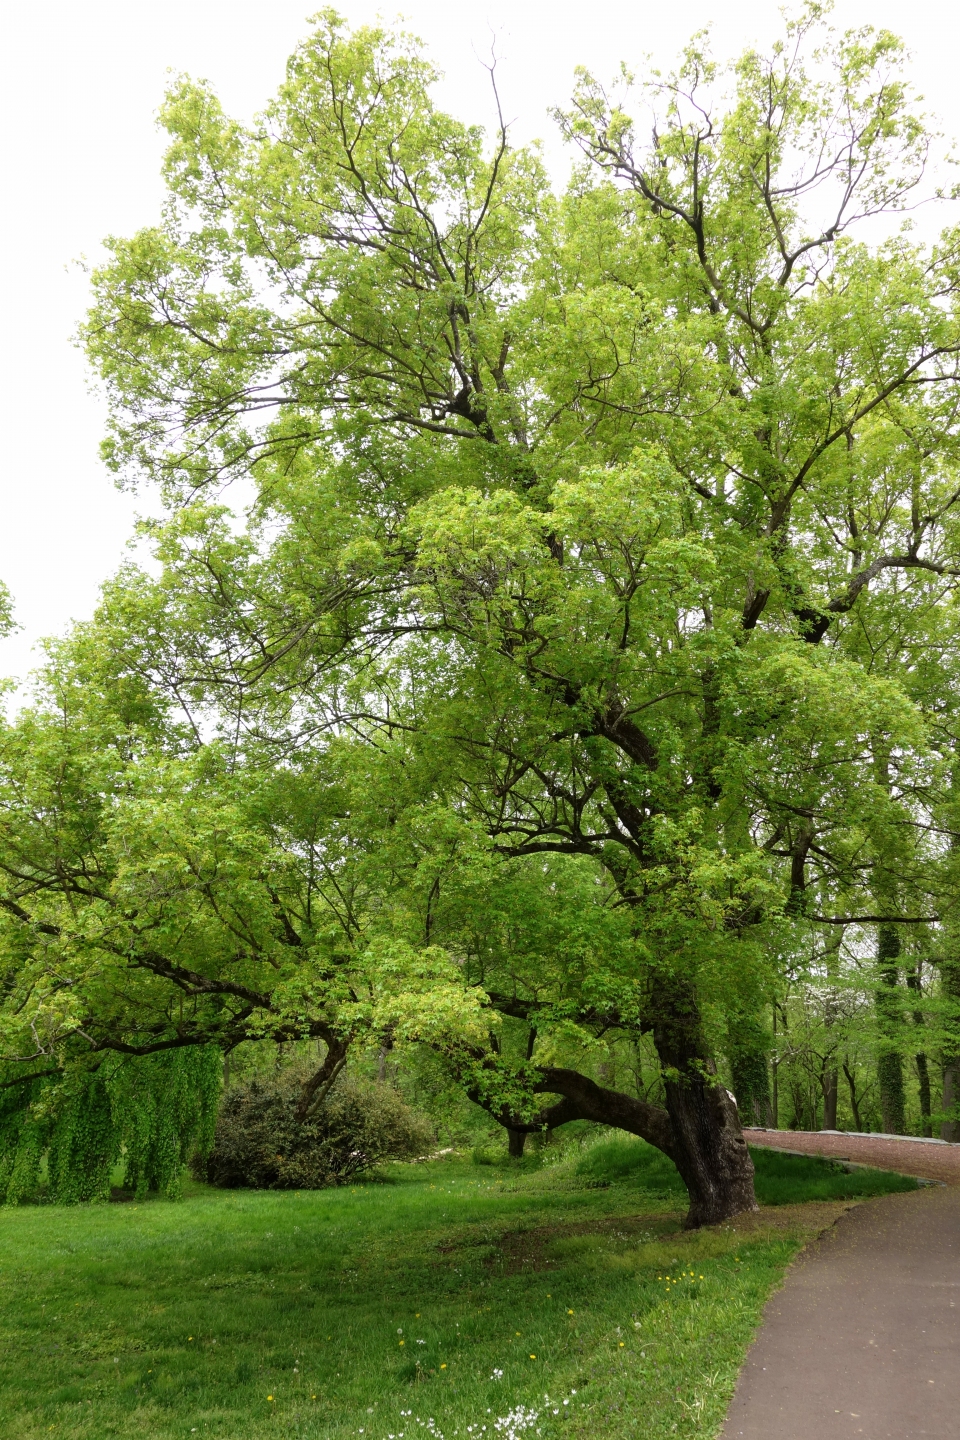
748;1146;919;1205
0;1146;914;1440
574;1137;920;1205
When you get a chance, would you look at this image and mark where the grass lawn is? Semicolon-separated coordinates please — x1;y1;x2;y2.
0;1143;917;1440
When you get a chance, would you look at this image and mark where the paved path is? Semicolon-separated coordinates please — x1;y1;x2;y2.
745;1128;960;1185
721;1186;960;1439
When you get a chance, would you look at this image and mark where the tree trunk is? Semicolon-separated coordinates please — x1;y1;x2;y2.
728;1014;773;1126
876;924;906;1133
771;1000;780;1127
941;957;960;1143
822;936;841;1131
296;1035;348;1121
915;1053;932;1137
944;1062;960;1143
478;985;756;1228
906;962;932;1136
842;1057;863;1131
651;979;758;1228
507;1128;527;1158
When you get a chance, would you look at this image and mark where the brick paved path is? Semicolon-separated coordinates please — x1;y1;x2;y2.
745;1127;960;1185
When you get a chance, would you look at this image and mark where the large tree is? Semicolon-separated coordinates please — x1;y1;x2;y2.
2;6;960;1223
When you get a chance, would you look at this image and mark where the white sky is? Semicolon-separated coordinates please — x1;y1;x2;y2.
2;0;958;688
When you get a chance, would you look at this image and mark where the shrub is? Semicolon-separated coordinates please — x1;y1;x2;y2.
198;1068;435;1189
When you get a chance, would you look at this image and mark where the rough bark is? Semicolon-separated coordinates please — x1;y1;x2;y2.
822;1068;839;1130
651;978;758;1228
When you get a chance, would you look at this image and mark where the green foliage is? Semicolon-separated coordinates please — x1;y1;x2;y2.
576;1137;685;1193
200;1069;434;1188
0;1047;221;1205
748;1147;919;1205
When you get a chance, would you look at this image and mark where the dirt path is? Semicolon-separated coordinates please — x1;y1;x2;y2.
745;1127;960;1185
721;1185;960;1439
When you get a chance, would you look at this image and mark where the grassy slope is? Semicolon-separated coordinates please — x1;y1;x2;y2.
0;1147;917;1440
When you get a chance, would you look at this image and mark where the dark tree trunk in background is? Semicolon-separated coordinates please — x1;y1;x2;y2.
822;940;841;1131
915;1054;932;1137
843;1058;863;1131
907;962;932;1137
941;955;960;1143
822;1069;839;1130
507;1128;527;1157
296;1035;349;1122
944;1062;960;1143
728;1015;773;1126
771;1001;780;1128
876;925;906;1134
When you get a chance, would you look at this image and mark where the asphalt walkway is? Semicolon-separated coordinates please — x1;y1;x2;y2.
721;1185;960;1439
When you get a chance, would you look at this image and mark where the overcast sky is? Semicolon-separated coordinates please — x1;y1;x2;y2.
2;0;959;690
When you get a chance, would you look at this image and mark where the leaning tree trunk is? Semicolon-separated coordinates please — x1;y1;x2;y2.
476;981;757;1228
